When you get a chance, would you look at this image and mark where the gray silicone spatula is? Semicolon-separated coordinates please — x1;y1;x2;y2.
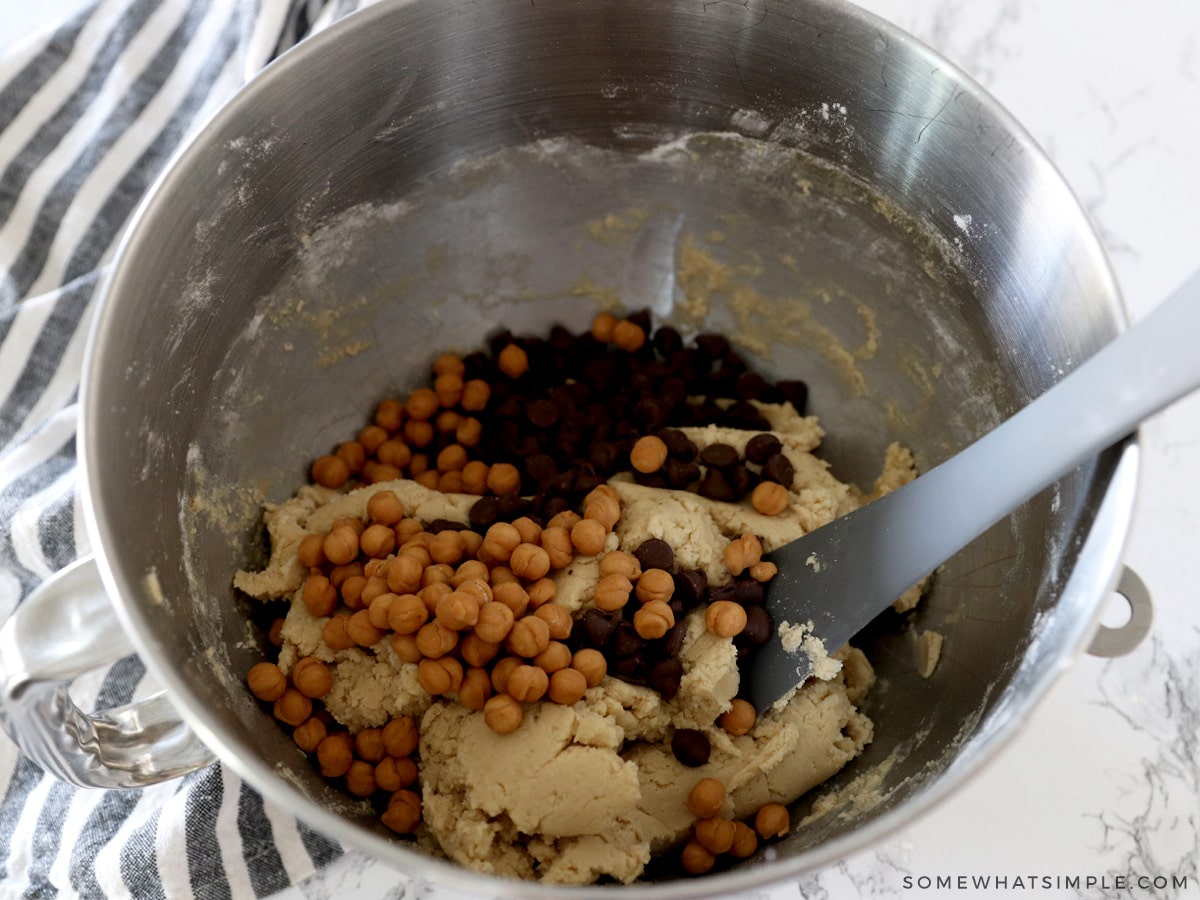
744;268;1200;711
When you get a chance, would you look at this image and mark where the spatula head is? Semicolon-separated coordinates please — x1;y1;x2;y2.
741;492;927;711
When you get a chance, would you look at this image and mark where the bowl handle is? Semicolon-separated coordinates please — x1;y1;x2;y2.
0;555;216;788
1086;565;1155;659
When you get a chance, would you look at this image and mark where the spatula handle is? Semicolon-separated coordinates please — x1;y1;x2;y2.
916;267;1200;571
749;269;1199;711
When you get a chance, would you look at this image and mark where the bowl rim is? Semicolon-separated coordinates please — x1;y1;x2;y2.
78;0;1137;895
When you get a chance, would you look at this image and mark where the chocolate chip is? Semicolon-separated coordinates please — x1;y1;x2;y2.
612;622;646;658
736;371;770;400
734;578;766;606
515;435;542;458
708;582;737;604
583;356;618;393
633;470;670;489
739;605;772;645
428;518;468;533
573;464;602;496
698;468;736;502
686;398;724;426
648;658;684;699
706;366;740;397
461;350;490;379
494;395;525;420
524;453;558;485
547;324;575;351
653;325;684;357
541;495;571;520
612;656;647;683
777;379;809;414
468;496;500;529
634;538;674;573
731;464;757;497
633;398;669;431
664;620;688;657
658;428;697;459
745;433;782;465
664;458;701;489
699;443;739;470
762;452;795;486
581;608;618;648
660;377;688;410
673;570;707;608
721;400;771;431
671;729;711;767
526;398;559;429
495;493;532;519
693;333;730;360
590;441;624;473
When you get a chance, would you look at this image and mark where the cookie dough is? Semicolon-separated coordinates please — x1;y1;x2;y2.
236;403;920;884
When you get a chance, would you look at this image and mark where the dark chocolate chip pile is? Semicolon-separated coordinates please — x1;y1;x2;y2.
458;313;807;528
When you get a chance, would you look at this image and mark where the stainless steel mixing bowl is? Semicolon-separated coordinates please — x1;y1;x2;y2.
0;0;1148;895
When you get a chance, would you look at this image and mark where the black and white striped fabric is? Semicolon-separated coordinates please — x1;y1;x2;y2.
0;1;376;895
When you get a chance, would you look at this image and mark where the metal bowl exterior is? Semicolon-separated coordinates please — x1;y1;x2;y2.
80;0;1134;895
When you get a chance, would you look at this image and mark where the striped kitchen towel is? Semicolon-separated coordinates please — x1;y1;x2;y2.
0;1;378;897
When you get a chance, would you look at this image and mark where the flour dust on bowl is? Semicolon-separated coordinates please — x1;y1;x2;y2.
0;0;1148;895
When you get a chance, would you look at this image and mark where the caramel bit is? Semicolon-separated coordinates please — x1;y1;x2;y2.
569;517;608;556
482;694;523;734
382;715;419;757
547;667;588;705
506;664;549;703
633;600;674;640
680;839;715;875
316;731;354;778
292;717;326;753
246;662;287;702
629;434;668;474
729;821;759;858
496;343;530;378
322;526;360;566
722;533;763;578
290;657;332;699
593;572;633;612
754;803;790;839
509;542;551;580
750;480;789;516
598;549;641;581
506;615;551;658
719;699;756;736
680;778;790;875
611;318;646;352
634;567;674;604
311;454;350;489
382;789;423;834
705;600;748;638
590;311;618;342
695;817;736;855
571;649;607;687
686;777;726;819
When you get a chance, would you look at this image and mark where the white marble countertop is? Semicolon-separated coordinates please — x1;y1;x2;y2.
270;2;1200;897
9;1;1198;897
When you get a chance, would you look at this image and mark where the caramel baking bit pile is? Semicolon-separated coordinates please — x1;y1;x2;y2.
243;311;820;869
